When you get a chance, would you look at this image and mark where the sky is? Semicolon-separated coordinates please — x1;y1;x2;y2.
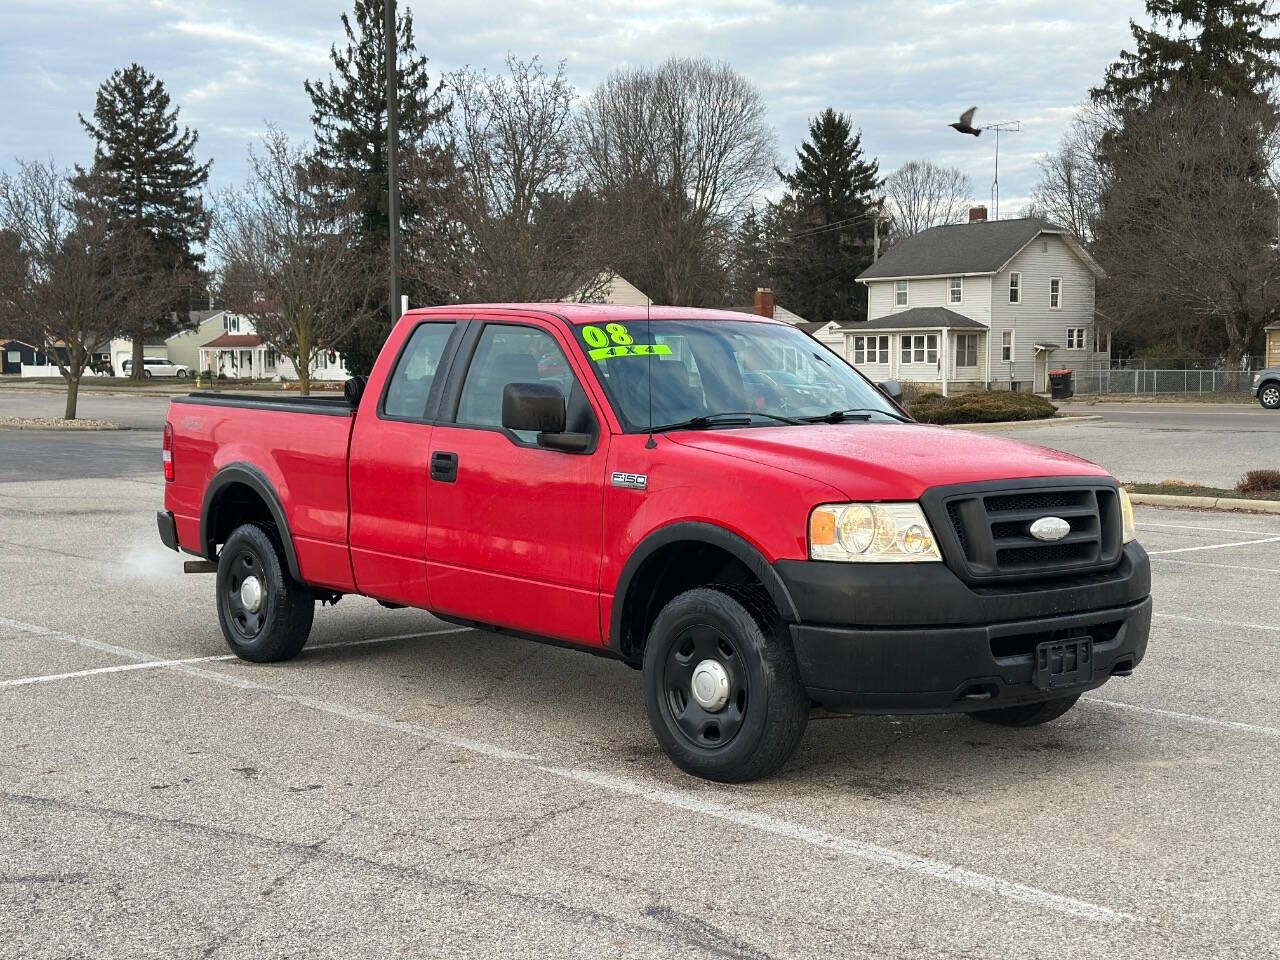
0;0;1148;216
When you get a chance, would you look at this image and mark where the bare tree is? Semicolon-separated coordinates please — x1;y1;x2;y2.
1031;103;1115;244
212;128;375;395
1094;86;1280;368
0;161;162;419
408;56;610;302
578;57;776;305
882;160;972;238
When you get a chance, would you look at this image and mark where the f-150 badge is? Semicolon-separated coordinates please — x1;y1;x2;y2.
611;471;647;490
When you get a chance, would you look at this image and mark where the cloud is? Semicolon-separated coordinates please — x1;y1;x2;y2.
0;0;1146;214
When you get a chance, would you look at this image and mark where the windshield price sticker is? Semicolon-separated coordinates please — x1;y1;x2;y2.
581;323;672;361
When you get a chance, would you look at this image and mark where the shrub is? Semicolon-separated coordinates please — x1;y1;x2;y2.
1236;469;1280;494
909;390;1057;425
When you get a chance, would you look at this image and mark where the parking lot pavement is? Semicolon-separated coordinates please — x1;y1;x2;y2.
5;458;1280;958
986;401;1279;488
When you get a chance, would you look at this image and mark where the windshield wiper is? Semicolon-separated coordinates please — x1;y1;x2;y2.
652;411;803;432
801;407;909;424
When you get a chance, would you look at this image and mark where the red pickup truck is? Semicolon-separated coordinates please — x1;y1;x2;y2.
158;304;1151;781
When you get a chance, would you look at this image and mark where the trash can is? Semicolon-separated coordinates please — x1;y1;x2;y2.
1049;369;1074;399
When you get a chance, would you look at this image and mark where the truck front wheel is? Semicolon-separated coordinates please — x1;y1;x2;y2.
216;522;314;663
970;693;1080;727
642;586;809;782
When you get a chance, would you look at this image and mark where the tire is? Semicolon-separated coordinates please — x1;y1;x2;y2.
176;368;188;379
970;693;1080;727
215;522;314;662
642;586;809;782
143;370;152;380
1260;382;1280;410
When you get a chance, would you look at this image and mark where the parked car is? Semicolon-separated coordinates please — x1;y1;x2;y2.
157;304;1151;782
1253;368;1280;409
122;357;191;379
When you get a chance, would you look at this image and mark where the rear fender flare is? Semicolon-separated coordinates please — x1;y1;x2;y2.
200;463;302;581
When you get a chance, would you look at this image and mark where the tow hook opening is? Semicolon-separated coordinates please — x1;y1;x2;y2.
1110;656;1136;677
958;683;999;702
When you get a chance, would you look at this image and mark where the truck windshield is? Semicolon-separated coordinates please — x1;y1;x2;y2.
573;319;904;432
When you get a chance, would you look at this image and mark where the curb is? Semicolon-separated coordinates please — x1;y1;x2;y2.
1127;492;1280;514
0;423;130;432
947;415;1103;432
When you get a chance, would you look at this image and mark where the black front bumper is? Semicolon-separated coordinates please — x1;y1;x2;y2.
775;543;1152;713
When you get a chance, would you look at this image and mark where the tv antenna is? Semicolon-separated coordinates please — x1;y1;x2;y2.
987;120;1021;220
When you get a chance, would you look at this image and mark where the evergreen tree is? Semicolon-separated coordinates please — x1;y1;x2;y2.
728;207;773;305
1094;0;1280;104
79;64;210;379
306;0;451;376
771;109;880;324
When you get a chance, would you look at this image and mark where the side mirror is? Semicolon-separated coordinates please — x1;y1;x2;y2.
877;379;904;404
502;382;566;433
344;376;367;408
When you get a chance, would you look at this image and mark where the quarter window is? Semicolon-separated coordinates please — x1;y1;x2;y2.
949;277;963;303
1009;273;1021;304
894;280;908;307
1050;277;1062;309
382;322;456;419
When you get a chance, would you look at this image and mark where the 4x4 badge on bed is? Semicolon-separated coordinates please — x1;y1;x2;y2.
1030;516;1071;541
611;471;647;490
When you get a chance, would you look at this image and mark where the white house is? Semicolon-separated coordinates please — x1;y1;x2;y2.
844;209;1110;393
167;309;350;383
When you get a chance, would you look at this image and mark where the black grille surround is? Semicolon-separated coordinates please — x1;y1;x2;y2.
921;477;1125;584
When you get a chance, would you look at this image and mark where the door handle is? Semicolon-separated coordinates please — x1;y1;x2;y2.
430;451;458;483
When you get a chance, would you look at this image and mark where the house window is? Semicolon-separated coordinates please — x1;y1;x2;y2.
1050;278;1062;310
1067;327;1086;349
949;277;963;304
894;280;908;307
1009;273;1021;304
853;335;889;365
5;350;20;364
956;333;978;368
265;349;278;369
223;315;240;333
1001;330;1014;362
1094;329;1111;354
901;334;938;364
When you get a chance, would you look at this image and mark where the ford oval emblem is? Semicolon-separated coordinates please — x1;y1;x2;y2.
1030;517;1071;542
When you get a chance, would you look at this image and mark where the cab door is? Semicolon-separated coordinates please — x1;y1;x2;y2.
425;317;609;646
348;318;466;608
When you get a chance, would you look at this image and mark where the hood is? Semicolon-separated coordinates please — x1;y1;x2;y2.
667;422;1108;501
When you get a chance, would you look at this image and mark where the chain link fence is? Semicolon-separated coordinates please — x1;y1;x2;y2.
1063;363;1263;396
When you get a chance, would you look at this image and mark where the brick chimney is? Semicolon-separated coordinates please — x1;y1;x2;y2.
753;287;776;319
969;205;988;223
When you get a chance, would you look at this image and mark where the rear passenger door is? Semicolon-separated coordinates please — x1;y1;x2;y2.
425;318;608;647
348;318;465;608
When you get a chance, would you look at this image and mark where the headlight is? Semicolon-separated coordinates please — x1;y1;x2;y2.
1118;487;1137;543
809;503;942;562
1255;373;1262;385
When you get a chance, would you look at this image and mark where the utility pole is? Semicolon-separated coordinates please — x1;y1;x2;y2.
986;120;1021;220
384;0;400;321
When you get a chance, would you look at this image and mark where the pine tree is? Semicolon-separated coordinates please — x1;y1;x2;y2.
306;0;451;376
1094;0;1280;104
771;109;880;324
728;208;773;305
80;64;210;379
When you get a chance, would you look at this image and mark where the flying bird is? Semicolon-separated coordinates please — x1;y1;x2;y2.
950;107;982;137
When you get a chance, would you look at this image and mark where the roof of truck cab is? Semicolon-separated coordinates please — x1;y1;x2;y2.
402;304;779;324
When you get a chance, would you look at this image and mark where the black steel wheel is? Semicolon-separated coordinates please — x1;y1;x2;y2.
215;522;314;662
643;586;808;782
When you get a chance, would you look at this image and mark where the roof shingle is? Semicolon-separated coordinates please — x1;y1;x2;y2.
857;218;1061;281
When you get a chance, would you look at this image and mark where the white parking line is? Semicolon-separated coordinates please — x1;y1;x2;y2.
1085;697;1280;739
1150;557;1280;574
1147;536;1280;556
0;615;1129;925
1140;521;1280;537
0;625;473;689
1155;612;1280;634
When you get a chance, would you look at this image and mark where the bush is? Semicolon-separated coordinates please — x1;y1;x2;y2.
1236;469;1280;494
909;390;1057;425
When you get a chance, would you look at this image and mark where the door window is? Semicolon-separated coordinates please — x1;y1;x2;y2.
456;324;582;442
382;322;456;420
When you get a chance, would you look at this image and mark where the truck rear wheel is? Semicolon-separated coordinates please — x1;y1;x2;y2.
642;586;808;782
216;522;314;663
970;693;1080;727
